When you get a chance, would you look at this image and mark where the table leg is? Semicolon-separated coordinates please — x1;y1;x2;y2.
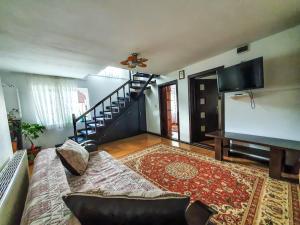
215;138;223;161
269;147;284;179
223;139;230;157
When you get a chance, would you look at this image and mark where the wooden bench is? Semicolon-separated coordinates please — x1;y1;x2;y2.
206;131;300;180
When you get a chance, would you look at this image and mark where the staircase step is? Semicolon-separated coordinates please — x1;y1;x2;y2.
131;80;147;84
86;120;101;124
117;97;130;101
93;115;105;120
100;111;113;119
131;80;156;85
132;73;151;78
87;119;105;126
87;123;104;128
78;129;96;136
100;111;113;114
106;106;120;113
130;86;151;90
104;110;114;114
133;73;160;78
112;101;126;107
69;135;86;144
96;118;105;125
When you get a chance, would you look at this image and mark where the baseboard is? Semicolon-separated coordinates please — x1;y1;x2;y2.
146;131;161;137
145;131;193;146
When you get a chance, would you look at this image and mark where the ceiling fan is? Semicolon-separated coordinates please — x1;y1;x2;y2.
120;53;148;68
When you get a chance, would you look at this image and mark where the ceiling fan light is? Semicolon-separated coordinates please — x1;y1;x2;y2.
120;53;148;69
128;56;134;61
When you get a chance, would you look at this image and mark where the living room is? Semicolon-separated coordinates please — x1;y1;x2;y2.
0;1;299;225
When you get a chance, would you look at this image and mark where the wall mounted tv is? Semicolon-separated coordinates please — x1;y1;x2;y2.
217;57;264;93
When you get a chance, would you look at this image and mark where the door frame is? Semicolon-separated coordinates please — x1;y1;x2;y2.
158;80;180;141
188;66;224;146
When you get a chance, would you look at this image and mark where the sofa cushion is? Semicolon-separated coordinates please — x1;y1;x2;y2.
62;190;190;225
56;139;89;175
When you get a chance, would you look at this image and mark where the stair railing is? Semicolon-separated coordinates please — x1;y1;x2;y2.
136;74;155;99
71;73;157;142
72;80;131;141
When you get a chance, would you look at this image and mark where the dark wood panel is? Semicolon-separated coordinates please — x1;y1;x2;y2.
138;96;147;132
95;96;146;144
188;66;224;144
269;147;285;179
195;79;218;142
206;130;300;180
206;131;300;151
215;138;223;161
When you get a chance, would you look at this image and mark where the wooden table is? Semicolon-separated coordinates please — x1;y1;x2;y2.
206;131;300;179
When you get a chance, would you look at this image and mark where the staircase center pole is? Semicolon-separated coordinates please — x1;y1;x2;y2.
72;113;77;142
93;109;97;132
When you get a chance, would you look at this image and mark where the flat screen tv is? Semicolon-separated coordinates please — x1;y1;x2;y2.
217;57;264;93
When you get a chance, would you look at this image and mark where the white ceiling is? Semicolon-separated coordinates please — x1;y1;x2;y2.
0;0;299;79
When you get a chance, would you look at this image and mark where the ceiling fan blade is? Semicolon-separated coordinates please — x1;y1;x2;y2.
120;60;129;65
140;58;148;62
138;63;147;68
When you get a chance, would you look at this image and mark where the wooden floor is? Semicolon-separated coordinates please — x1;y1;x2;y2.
29;133;297;181
101;133;267;169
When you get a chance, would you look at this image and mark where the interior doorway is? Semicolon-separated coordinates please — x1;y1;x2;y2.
159;81;180;140
189;67;224;148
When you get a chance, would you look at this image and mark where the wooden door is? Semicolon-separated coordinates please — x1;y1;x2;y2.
159;83;179;140
194;79;218;142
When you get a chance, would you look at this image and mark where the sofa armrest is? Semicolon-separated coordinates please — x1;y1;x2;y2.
80;140;98;152
185;201;216;225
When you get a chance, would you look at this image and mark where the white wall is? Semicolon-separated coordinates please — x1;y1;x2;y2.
84;75;125;106
146;25;300;148
0;72;126;148
0;78;13;170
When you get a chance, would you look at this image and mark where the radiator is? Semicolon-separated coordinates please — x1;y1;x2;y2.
0;150;29;225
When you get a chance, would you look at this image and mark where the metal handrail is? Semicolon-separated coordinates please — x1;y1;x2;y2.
73;80;131;122
71;72;157;141
136;74;155;98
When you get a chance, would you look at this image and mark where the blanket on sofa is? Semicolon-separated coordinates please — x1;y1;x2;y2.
21;148;160;225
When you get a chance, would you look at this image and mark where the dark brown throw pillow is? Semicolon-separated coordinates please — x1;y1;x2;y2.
63;190;190;225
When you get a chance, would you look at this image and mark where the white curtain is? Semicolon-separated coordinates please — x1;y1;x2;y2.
30;76;77;129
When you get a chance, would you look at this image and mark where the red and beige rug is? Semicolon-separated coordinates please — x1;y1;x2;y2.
121;144;300;225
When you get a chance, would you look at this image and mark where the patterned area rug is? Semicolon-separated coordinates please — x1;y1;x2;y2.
121;144;300;225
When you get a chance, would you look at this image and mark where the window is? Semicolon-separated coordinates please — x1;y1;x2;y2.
31;77;78;129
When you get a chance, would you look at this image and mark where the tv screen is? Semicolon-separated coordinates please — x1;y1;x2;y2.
217;57;264;93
